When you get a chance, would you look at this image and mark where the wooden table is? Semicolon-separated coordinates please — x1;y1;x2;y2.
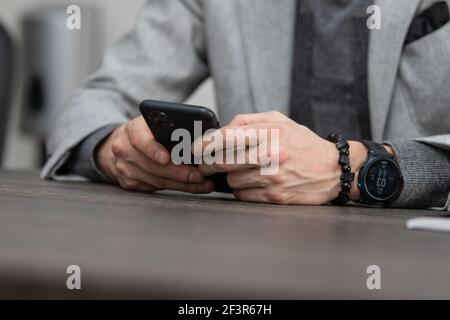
0;170;449;299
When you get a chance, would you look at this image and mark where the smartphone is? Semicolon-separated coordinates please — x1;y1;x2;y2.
139;99;232;193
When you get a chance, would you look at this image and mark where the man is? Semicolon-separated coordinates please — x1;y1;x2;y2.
42;0;450;209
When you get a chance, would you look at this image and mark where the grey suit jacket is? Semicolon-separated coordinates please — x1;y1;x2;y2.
42;0;450;209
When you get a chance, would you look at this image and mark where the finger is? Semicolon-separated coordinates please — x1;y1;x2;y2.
113;133;204;183
195;123;270;157
117;175;157;192
135;149;204;183
227;169;270;189
199;163;256;176
228;111;291;126
198;147;258;175
233;188;268;203
117;162;214;194
198;143;266;175
234;188;288;204
126;116;171;165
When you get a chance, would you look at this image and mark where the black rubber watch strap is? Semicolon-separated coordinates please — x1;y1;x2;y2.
362;141;390;157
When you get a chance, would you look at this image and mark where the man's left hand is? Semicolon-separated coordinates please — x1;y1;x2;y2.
195;111;369;205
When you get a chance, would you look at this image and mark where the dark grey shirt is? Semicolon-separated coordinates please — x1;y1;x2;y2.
290;0;371;140
63;0;450;209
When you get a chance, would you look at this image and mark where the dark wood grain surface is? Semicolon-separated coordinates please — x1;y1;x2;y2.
0;170;449;299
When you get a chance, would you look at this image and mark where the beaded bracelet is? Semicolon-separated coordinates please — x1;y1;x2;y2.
326;132;355;206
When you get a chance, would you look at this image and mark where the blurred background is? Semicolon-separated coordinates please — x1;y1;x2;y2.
0;0;216;170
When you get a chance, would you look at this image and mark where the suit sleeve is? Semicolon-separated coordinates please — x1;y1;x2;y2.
41;0;208;181
387;139;450;211
63;124;120;183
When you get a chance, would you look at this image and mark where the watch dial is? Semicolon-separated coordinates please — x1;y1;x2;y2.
365;160;401;201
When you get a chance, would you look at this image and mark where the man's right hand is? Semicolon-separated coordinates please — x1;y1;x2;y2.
95;116;214;193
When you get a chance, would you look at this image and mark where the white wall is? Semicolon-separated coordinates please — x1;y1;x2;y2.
0;0;215;169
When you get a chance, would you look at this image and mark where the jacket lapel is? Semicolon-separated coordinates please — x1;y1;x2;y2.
237;0;296;115
368;0;421;140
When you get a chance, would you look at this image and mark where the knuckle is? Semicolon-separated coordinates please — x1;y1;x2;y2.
126;121;139;147
111;141;122;157
233;190;242;200
188;184;201;194
226;173;238;188
266;190;287;204
129;135;139;149
269;173;284;185
120;179;139;190
124;120;134;136
115;161;131;178
235;190;248;201
298;124;309;133
151;177;164;189
232;114;244;123
175;167;191;182
269;110;283;119
111;139;129;159
277;149;289;163
127;181;140;190
277;125;288;137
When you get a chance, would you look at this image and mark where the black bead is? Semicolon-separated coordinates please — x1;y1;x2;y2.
332;192;350;206
339;154;350;165
336;140;349;150
341;172;355;183
340;148;349;156
327;132;342;143
342;182;352;192
342;165;351;173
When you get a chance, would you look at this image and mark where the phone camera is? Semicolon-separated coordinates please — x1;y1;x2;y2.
159;112;169;121
146;111;173;127
145;112;158;125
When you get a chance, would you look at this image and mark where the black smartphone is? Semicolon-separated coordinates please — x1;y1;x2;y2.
139;99;232;193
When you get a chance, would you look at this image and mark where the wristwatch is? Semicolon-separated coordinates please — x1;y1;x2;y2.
357;141;404;206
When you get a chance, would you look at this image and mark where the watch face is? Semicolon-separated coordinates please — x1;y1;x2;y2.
365;159;402;201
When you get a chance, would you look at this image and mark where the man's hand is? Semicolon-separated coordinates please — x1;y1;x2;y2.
196;111;370;205
96;116;214;193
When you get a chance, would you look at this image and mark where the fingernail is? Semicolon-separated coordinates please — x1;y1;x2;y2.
189;171;203;183
155;151;167;164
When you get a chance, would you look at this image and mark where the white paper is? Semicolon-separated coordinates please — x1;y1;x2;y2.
407;217;450;233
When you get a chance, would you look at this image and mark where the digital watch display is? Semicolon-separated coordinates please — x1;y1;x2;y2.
358;141;404;206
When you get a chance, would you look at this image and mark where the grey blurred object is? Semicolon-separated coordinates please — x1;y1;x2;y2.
21;5;101;139
0;22;14;167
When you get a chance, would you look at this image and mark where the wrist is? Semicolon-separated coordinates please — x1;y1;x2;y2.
383;144;396;156
348;141;368;201
326;133;360;205
95;127;121;182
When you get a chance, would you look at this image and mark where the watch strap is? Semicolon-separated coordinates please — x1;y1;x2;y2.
361;141;390;157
